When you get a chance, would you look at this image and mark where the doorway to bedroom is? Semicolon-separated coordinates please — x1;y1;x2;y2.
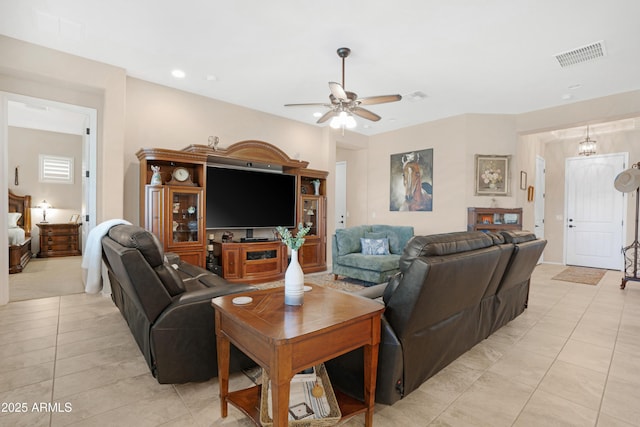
2;93;97;302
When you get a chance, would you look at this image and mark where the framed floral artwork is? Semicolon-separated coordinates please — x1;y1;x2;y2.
475;154;511;196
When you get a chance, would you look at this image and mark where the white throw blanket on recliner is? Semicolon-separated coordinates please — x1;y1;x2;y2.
82;219;131;295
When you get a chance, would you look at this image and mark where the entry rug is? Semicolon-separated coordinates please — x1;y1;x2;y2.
552;266;606;286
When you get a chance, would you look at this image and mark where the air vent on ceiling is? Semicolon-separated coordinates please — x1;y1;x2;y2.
554;41;606;68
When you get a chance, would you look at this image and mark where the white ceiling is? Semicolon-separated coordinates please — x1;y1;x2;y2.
1;0;640;136
8;101;87;135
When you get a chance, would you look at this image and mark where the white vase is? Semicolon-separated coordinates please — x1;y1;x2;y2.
313;181;320;195
284;249;304;305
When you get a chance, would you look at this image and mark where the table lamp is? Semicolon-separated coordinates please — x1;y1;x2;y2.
38;200;52;223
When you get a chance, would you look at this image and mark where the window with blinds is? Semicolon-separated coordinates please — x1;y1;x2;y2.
39;154;74;184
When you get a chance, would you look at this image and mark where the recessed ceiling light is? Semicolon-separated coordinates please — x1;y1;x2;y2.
561;93;573;100
406;91;428;102
206;74;217;81
171;69;186;79
568;84;582;90
313;112;322;118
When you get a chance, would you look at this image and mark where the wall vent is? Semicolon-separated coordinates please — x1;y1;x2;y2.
554;41;606;68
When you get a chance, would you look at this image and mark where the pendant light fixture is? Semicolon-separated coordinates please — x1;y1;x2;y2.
578;125;597;156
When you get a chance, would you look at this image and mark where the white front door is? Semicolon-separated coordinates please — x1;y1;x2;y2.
335;161;347;229
565;153;626;270
534;156;546;262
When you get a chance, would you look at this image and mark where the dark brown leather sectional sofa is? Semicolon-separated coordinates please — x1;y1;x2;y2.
101;224;256;383
326;230;546;405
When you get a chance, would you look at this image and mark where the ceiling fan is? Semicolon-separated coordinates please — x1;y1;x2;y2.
285;47;402;127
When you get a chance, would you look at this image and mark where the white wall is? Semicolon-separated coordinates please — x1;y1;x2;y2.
357;114;517;235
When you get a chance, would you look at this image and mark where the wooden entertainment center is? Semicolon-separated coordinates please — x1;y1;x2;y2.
212;240;287;284
136;140;328;284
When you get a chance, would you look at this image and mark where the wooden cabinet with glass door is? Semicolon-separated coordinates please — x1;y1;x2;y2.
137;148;207;268
299;195;326;271
167;186;205;266
293;169;328;273
143;185;205;267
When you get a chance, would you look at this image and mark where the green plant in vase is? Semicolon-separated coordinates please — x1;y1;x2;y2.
276;223;310;306
275;223;310;250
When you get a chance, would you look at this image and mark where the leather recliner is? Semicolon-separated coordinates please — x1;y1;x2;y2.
101;224;256;383
326;230;546;405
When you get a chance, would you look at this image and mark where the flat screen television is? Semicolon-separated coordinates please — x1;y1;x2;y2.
206;165;297;229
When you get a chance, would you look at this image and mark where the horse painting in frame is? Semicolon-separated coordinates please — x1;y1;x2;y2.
390;148;433;212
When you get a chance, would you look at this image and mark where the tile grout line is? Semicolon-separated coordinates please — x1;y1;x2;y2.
171;384;192;424
593;280;625;426
49;296;62;427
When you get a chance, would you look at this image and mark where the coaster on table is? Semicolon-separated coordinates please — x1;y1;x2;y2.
303;285;312;292
232;296;253;305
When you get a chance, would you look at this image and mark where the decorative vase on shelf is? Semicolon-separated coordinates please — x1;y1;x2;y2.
284;249;304;306
312;180;320;196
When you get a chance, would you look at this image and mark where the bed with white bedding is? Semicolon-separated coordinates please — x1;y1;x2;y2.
8;190;32;274
8;226;26;245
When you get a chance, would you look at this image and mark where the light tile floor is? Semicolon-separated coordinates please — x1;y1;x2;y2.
1;263;640;426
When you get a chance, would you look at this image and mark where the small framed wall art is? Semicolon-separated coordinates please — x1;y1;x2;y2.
475;154;511;196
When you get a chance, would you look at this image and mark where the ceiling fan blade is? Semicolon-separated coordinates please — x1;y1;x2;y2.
316;110;337;124
352;107;381;122
284;102;331;107
358;94;402;105
329;82;348;101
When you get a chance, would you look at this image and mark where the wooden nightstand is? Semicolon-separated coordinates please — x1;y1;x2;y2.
37;223;82;257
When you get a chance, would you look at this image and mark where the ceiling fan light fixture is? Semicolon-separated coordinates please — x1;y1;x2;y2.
330;111;357;129
346;114;357;129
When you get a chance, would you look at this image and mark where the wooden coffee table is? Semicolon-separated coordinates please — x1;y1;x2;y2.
211;284;384;427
